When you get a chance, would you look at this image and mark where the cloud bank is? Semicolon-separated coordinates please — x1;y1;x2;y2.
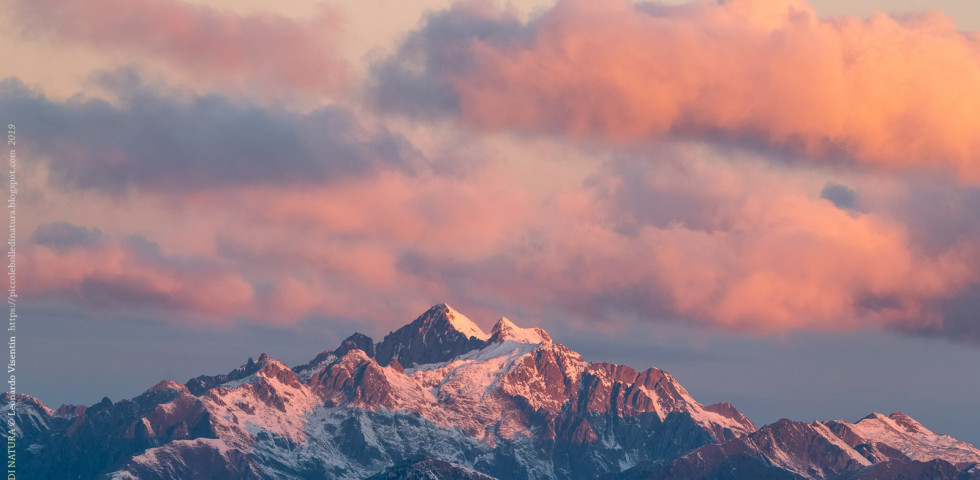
0;77;418;193
377;0;980;181
6;0;980;345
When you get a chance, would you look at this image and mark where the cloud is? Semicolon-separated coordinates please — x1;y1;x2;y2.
0;77;420;193
377;0;980;181
31;222;106;251
369;1;528;118
819;182;859;212
933;283;980;346
24;226;255;321
6;0;347;97
20;164;536;327
386;151;980;335
19;128;980;339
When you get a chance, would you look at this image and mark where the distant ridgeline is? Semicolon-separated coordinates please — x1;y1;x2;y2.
9;304;980;479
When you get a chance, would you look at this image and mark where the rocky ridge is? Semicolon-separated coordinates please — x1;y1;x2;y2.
9;303;979;479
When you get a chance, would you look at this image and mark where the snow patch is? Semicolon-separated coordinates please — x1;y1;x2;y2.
441;304;489;340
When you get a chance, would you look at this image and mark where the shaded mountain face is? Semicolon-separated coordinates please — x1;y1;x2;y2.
373;303;489;367
10;304;980;480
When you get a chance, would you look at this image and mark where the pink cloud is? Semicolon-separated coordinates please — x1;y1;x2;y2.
448;0;980;180
21;153;980;336
11;0;347;96
24;239;255;322
20;168;535;328
223;171;534;261
436;154;980;334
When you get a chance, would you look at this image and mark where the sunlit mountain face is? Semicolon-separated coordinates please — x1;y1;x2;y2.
10;305;980;479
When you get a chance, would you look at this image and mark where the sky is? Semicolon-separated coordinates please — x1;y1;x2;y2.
3;0;980;445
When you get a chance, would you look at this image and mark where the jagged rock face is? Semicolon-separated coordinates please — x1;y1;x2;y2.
185;354;270;396
312;350;410;410
11;304;980;480
291;349;337;382
336;332;376;358
11;384;216;480
374;303;489;367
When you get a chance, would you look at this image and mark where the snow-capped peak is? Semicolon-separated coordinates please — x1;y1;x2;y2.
373;304;490;368
847;411;980;466
438;303;489;340
489;317;551;345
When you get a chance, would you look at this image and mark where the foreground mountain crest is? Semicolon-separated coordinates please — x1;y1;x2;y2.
10;304;980;479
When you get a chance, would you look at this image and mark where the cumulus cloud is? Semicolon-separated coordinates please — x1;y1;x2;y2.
0;77;420;193
377;0;980;181
6;0;347;96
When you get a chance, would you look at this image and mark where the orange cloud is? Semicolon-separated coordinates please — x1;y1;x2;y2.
459;153;980;334
448;0;980;180
645;194;978;331
9;0;347;96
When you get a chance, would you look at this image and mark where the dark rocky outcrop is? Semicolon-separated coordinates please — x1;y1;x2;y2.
185;353;272;396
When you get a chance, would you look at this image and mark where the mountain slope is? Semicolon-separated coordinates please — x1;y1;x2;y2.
11;304;979;480
618;414;980;480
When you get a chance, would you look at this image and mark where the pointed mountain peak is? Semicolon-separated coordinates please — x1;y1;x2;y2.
888;412;927;434
428;303;488;340
335;332;375;358
491;316;517;332
489;317;551;344
148;380;190;394
860;412;889;422
374;304;489;367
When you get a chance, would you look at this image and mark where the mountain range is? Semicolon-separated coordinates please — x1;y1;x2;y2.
11;303;980;479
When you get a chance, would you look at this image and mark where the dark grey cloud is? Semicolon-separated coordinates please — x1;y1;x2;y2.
368;4;529;118
820;182;859;212
594;152;737;235
0;75;421;193
890;180;980;254
77;277;180;311
31;222;106;251
912;284;980;347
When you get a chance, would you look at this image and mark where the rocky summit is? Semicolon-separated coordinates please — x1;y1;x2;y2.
10;304;980;479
